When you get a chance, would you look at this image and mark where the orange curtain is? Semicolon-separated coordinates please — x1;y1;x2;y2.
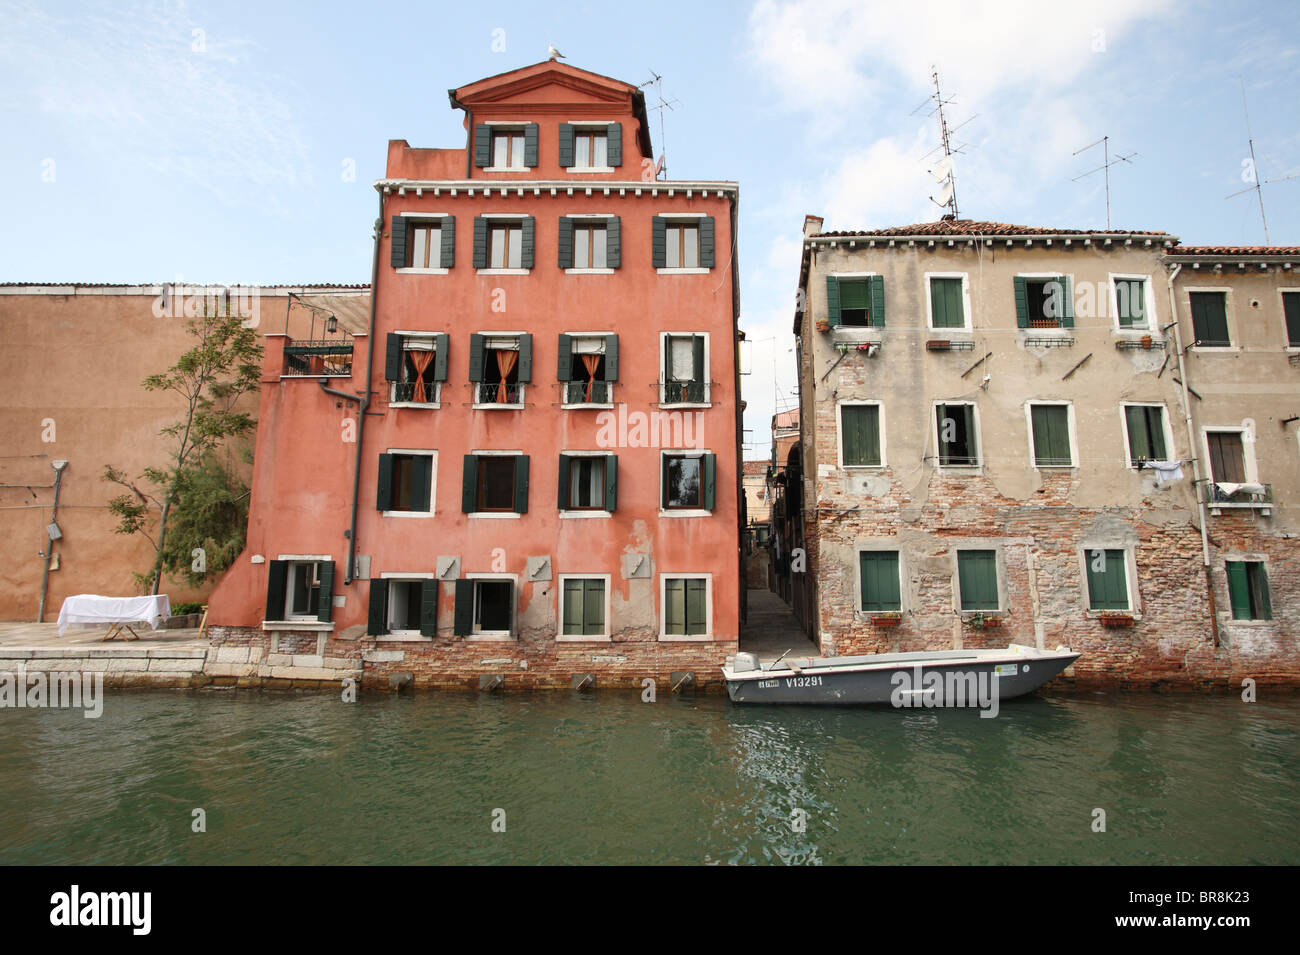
409;351;433;403
581;353;601;402
495;349;518;403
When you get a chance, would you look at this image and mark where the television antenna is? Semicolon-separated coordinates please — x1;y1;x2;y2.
1225;78;1297;245
640;70;679;180
1072;136;1138;229
911;67;972;220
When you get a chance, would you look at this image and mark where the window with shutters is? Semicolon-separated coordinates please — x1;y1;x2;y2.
1028;402;1074;467
661;574;711;639
558;453;616;513
660;332;709;405
1225;561;1272;621
470;333;529;407
287;561;321;619
935;402;979;467
1121;404;1170;467
1084;548;1131;611
573;129;609;170
858;550;902;612
1189;290;1231;347
1203;430;1248;484
558;333;616;406
1014;275;1072;329
825;274;885;328
652;215;714;272
558;215;619;273
490;127;528;170
927;274;969;330
389;334;444;406
377;450;435;516
407;221;441;269
956;550;1000;612
479;457;517;511
489;221;525;269
392;215;454;272
469;578;515;636
838;402;884;468
1281;290;1300;348
265;557;334;625
1111;275;1153;330
661;451;717;514
463;453;529;516
558;575;609;640
384;578;436;635
838;279;872;326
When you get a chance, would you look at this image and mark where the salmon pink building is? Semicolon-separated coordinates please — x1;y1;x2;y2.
206;61;743;689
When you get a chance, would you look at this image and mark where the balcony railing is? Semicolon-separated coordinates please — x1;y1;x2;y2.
392;380;439;404
661;379;707;404
1208;482;1273;509
283;339;354;377
563;380;612;405
475;382;525;405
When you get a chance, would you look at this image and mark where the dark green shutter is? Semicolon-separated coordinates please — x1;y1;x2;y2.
439;216;455;268
958;551;998;611
557;454;571;509
517;333;532;382
1086;549;1128;610
523;123;538;167
1117;279;1144;326
557;216;574;269
1032;405;1071;466
472;217;488;269
603;334;618;381
558;123;575;167
468;334;485;382
419;579;440;636
842;405;880;466
1284;292;1300;347
265;560;288;620
384;333;403;381
433;333;449;381
583;579;604;634
604;455;618;511
1252;565;1273;620
1014;276;1029;328
869;274;886;327
701;453;717;510
606;216;621;268
692;335;705;388
390;216;407;269
687;578;707;634
453;579;474;635
1125;406;1151;462
556;333;573;381
520;217;535;269
412;455;432;512
1190;292;1230;345
931;277;963;328
513;455;529;514
1226;562;1251;620
473;124;491;167
376;454;394;511
316;560;335;622
461;455;478;513
651;216;666;268
859;551;901;611
368;578;389;635
606;122;622;166
1058;275;1074;327
699;216;715;268
826;275;842;326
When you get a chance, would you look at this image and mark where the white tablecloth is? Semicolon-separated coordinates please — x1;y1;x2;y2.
56;594;171;635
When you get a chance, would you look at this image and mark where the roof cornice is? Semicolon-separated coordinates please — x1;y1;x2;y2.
376;179;738;198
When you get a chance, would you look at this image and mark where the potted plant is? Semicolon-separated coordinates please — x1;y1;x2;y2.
968;613;1003;629
872;611;902;627
837;343;849;355
815;319;831;333
1140;334;1153;349
926;340;951;351
1099;613;1135;628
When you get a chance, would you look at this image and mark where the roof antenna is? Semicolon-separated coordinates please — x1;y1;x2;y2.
1225;77;1297;245
1072;136;1138;229
913;66;969;221
640;70;678;180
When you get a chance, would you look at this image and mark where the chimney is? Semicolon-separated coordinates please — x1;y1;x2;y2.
802;215;824;239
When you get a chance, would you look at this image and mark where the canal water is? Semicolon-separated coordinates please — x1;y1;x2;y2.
1;690;1296;865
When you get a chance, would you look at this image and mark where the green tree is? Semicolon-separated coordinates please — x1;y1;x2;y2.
104;301;262;593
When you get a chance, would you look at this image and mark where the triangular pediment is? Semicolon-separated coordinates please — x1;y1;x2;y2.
453;62;635;109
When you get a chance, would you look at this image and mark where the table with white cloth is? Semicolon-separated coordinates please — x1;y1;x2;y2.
56;594;171;641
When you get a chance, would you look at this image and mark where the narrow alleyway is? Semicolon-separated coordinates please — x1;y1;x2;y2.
741;589;820;663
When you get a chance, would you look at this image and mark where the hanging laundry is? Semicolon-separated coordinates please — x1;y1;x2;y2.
1149;460;1184;485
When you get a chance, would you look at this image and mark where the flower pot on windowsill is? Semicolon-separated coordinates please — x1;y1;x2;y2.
1099;613;1134;628
926;339;951;351
1140;335;1153;349
871;612;902;627
815;320;831;333
967;613;1003;629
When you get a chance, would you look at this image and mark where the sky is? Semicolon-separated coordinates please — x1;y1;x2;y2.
2;0;1298;457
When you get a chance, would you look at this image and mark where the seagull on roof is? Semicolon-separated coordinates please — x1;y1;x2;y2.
548;44;565;61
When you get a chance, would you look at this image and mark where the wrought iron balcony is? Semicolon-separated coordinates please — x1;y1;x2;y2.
1208;482;1273;512
660;379;707;405
563;380;612;405
392;380;439;404
475;382;525;406
283;339;354;377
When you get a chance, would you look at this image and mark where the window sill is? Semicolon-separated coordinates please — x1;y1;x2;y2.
467;512;522;519
1033;464;1077;471
565;268;615;275
659;634;713;642
261;620;335;632
382;510;435;519
390;402;441;410
1219;617;1275;627
842;464;886;471
936;465;983;474
927;325;972;334
482;167;532;173
556;634;612;642
1085;610;1139;621
657;267;710;275
467;633;515;641
832;327;883;339
559;510;613;519
477;269;530;276
659;509;713;519
472;403;526;410
567;166;616;174
379;633;433;642
1190;345;1239;353
395;267;449;275
658;401;712;409
562;402;615;410
1112;328;1159;337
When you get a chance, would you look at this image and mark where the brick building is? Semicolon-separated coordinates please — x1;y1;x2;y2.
794;217;1298;688
205;61;743;689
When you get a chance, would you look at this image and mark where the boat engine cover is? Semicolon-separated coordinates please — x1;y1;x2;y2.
732;652;760;672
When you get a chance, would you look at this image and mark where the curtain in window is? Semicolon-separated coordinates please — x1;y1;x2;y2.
409;350;433;403
580;353;601;402
495;349;518;403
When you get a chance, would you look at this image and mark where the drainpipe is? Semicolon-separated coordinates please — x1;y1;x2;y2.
37;459;69;622
1166;262;1219;646
320;206;383;585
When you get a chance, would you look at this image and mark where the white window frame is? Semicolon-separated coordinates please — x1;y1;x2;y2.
389;332;442;408
1025;400;1078;469
658;572;713;641
1108;273;1159;334
483;123;530;173
556;573;612;642
563;214;616;274
854;540;907;617
828;271;880;333
1077;546;1140;617
1201;426;1260;485
465;449;524;519
465;572;519;641
396;213;451;275
924;272;972;332
1279;287;1300;352
380;572;437;637
1118;403;1176;470
1185;286;1238;353
658;448;712;518
559;449;613;517
472;332;527;410
951;544;1007;615
658;331;711;407
931;400;981;470
1015;272;1074;334
283;559;324;622
381;448;437;518
836;400;886;469
657;214;708;274
567;122;616;174
477;215;529;274
560;332;615;409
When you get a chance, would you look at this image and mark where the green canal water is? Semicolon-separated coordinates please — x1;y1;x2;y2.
0;690;1296;865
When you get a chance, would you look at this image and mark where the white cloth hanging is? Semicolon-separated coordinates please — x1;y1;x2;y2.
1149;460;1184;485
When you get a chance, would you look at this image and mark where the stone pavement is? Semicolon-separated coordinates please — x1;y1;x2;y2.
741;589;820;662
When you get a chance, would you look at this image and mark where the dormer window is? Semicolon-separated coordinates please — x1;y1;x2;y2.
473;123;538;171
493;128;526;169
574;129;607;169
559;123;623;171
